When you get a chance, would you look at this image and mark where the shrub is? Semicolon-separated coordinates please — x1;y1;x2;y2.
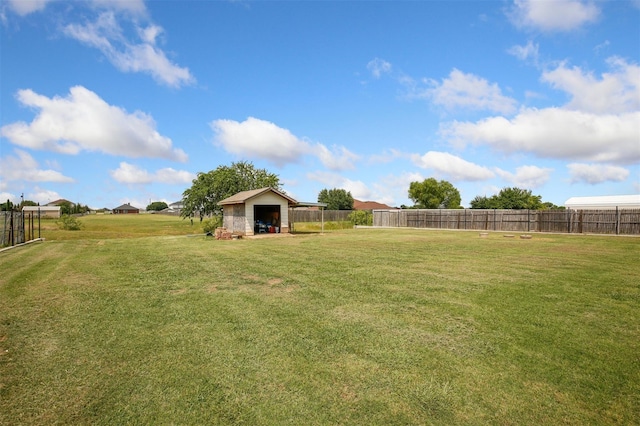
201;216;222;234
57;215;84;231
348;210;373;226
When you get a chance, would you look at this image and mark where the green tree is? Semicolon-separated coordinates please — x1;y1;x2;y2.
470;187;544;210
494;187;542;209
348;210;373;226
146;201;169;212
58;201;73;215
542;201;565;210
408;178;461;209
181;161;281;219
317;188;354;210
1;200;13;211
469;195;498;209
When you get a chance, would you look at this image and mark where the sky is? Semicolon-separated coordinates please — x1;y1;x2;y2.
1;0;639;210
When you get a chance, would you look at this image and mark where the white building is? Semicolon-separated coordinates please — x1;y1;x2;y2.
564;195;640;210
22;206;62;218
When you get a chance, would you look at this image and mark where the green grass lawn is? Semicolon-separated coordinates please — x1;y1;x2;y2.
1;215;638;424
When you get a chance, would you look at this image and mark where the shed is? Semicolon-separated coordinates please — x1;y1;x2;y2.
22;206;61;218
564;195;640;210
112;203;140;214
219;187;297;236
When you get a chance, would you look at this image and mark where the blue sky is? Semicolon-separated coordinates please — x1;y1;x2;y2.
1;0;638;209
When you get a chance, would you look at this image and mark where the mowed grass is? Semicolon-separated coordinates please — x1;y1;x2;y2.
36;213;202;240
1;215;638;425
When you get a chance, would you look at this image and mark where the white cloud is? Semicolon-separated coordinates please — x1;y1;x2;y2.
64;12;194;87
0;149;74;183
6;0;147;16
509;0;600;32
314;144;359;171
442;108;640;165
1;86;188;162
374;172;425;206
423;69;517;114
411;151;495;181
368;149;406;164
542;57;640;114
110;162;195;184
367;58;392;79
494;165;552;188
0;192;17;203
306;171;372;200
91;0;147;16
5;0;53;16
212;117;311;167
567;163;629;184
507;40;539;64
28;187;63;206
212;117;358;170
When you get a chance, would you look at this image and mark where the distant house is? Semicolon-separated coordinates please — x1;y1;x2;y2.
22;206;61;218
112;203;140;214
564;195;640;210
219;187;297;235
353;199;395;210
166;201;184;213
47;199;75;208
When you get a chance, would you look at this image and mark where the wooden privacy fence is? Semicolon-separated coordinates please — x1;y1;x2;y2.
288;209;352;223
373;209;640;235
1;211;42;247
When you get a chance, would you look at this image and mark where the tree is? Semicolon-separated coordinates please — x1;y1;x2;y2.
469;195;497;209
470;187;544;210
58;200;73;215
542;201;565;210
146;201;168;212
408;178;461;209
348;210;372;226
1;200;13;211
181;161;281;219
317;188;354;210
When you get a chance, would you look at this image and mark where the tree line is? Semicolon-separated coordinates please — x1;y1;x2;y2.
178;162;563;224
1;199;91;214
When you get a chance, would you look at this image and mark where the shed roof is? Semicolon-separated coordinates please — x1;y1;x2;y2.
22;206;60;212
565;195;640;209
219;187;297;205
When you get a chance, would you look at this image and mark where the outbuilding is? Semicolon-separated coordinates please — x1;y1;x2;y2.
22;206;61;218
219;187;297;236
564;195;640;210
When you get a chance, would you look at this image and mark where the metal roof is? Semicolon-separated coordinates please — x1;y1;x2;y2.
564;195;640;209
218;187;298;205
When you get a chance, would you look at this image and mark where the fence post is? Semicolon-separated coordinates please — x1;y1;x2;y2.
616;206;620;235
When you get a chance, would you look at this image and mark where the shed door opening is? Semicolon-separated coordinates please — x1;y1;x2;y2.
254;205;281;233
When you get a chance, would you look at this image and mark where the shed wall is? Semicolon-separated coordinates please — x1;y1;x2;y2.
245;192;290;235
223;204;246;234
